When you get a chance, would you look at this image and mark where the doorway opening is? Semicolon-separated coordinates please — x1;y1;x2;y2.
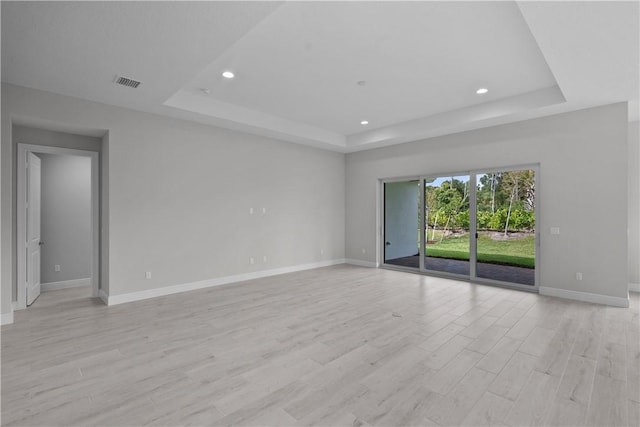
383;180;420;268
381;165;538;290
16;144;100;309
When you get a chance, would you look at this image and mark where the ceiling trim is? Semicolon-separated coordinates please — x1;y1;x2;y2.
164;90;346;150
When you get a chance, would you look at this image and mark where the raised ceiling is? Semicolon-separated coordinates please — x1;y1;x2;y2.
2;1;638;152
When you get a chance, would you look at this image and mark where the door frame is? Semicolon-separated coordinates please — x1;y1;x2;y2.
16;143;100;310
380;176;423;273
379;164;540;292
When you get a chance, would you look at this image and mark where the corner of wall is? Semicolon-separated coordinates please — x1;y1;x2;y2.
628;121;640;286
98;289;109;305
100;132;110;297
1;90;14;319
0;309;14;326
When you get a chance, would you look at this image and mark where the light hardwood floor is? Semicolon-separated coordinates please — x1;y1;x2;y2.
1;265;639;426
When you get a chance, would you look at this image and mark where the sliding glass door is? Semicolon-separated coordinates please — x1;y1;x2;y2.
424;175;471;277
382;166;537;289
475;169;536;286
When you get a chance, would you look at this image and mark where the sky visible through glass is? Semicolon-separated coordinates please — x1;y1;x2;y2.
426;175;475;187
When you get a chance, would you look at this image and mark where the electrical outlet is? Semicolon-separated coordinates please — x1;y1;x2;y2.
320;249;324;255
249;207;254;215
362;248;366;254
54;264;60;272
263;255;267;263
576;272;583;281
145;271;152;279
250;257;254;265
262;207;266;214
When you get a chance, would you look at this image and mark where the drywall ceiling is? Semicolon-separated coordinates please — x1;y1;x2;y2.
2;1;638;152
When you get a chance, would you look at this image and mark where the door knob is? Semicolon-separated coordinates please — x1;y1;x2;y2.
38;241;44;246
385;241;391;246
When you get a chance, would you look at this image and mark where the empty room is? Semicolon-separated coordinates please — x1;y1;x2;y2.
1;1;639;426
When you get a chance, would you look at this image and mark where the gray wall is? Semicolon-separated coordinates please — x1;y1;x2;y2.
12;125;102;152
39;153;92;284
1;83;345;315
0;82;635;319
346;103;629;299
629;121;640;286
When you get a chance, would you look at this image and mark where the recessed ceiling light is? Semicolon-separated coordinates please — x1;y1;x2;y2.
476;88;488;94
222;71;235;79
360;120;369;125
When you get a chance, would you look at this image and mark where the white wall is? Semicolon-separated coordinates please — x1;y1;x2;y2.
39;153;92;284
1;83;345;316
629;121;640;287
346;103;629;301
384;181;419;260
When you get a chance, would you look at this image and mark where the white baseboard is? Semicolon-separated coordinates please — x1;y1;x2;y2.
41;277;91;292
0;311;14;326
345;258;378;268
106;259;346;306
629;282;640;293
539;286;629;308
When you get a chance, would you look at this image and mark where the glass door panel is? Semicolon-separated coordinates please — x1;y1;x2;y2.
383;180;420;269
424;175;471;276
475;169;536;285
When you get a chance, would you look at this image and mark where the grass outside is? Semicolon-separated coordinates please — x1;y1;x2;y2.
425;231;535;268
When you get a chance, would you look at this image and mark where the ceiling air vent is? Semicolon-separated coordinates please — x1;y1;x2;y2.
114;75;141;89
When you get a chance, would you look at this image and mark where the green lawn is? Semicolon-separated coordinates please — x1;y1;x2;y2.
425;232;535;268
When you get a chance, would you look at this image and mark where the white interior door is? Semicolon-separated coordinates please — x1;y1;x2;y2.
26;152;42;306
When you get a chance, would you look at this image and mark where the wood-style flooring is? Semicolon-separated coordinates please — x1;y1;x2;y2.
1;265;639;426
